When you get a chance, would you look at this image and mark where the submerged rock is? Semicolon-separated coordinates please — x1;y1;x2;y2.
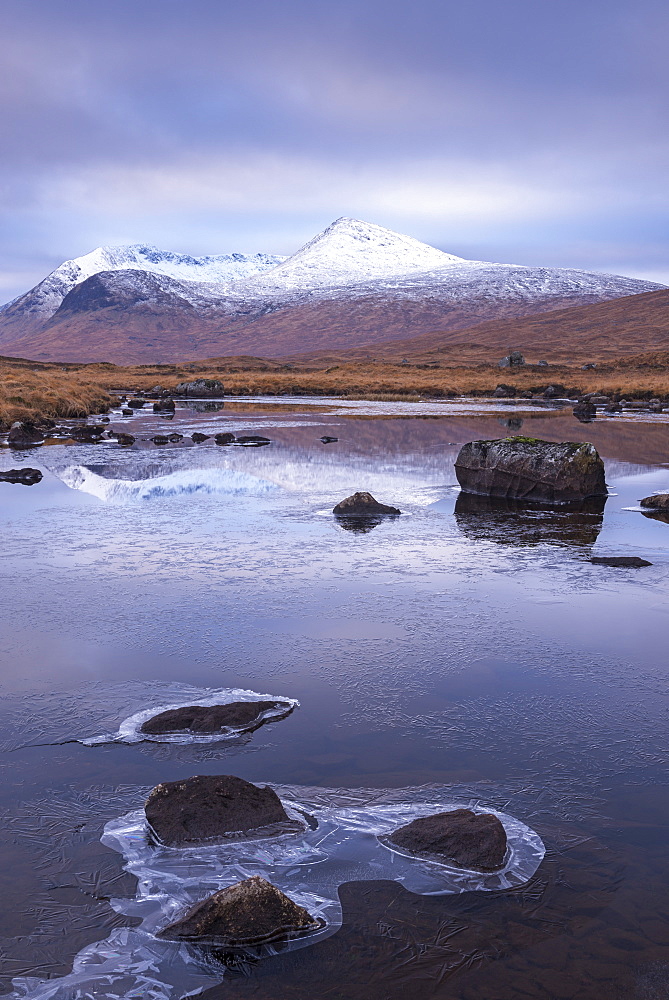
591;556;652;567
215;432;236;446
333;491;401;516
0;467;42;485
191;432;210;443
115;433;135;446
454;437;606;503
145;774;292;846
153;399;175;412
385;808;507;872
7;422;44;448
67;424;107;442
175;379;224;398
157;876;320;946
140;701;293;736
237;435;271;446
640;494;669;510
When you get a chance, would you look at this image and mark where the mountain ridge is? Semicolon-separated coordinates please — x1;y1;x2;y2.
0;217;664;363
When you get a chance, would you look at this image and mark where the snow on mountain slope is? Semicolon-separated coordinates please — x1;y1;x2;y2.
0;245;286;323
244;217;465;291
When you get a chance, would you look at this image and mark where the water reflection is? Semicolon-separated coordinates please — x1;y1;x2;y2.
454;492;606;548
334;514;400;534
641;509;669;525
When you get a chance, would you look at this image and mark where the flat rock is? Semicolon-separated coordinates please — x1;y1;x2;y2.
0;467;43;485
455;437;606;503
237;435;271;446
333;491;401;516
157;876;320;946
385;808;507;872
591;556;652;567
145;774;292;846
140;700;293;735
640;493;669;509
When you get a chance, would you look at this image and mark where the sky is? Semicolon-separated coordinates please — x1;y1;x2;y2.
0;0;667;303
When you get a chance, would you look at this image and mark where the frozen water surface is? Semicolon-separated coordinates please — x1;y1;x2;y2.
1;397;669;999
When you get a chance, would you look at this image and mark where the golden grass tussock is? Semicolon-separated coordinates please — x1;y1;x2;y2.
4;346;669;430
0;362;116;429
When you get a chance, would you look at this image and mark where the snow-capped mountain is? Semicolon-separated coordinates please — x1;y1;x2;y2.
0;218;664;363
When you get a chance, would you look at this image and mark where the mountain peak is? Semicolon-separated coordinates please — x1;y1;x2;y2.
247;217;465;291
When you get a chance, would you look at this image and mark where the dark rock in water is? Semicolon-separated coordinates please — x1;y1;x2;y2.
145;774;292;846
168;432;183;443
455;437;606;503
333;491;401;516
151;435;170;445
175;379;224;398
492;383;516;398
320;436;338;443
127;398;145;409
640;493;669;510
115;433;135;446
215;432;236;446
122;408;134;416
573;400;596;421
454;492;605;548
384;808;507;872
591;556;652;567
7;422;44;448
605;402;622;413
68;424;106;442
157;876;320;946
499;351;525;368
237;435;271;446
191;400;225;412
140;700;293;736
153;398;176;412
191;432;210;443
0;467;43;485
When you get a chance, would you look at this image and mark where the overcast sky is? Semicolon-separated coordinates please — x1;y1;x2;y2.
1;0;667;302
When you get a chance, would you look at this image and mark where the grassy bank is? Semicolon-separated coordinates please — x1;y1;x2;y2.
3;349;669;429
0;359;117;430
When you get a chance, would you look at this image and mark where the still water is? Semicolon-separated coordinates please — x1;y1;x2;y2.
1;397;669;999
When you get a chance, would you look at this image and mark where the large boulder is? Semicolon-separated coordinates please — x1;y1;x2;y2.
175;379;224;398
140;700;293;736
333;491;401;516
454;437;606;503
144;774;292;846
157;876;320;946
384;808;507;872
640;494;669;510
7;422;44;448
499;351;525;368
0;467;43;485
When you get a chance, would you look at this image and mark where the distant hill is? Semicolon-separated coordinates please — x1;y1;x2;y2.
0;218;663;364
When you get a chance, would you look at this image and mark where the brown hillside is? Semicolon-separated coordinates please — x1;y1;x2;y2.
1;285;655;365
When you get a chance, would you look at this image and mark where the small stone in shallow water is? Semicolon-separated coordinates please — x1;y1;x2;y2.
191;432;210;443
237;435;271;446
145;774;292;846
215;432;235;446
640;493;669;510
333;492;401;516
157;876;320;946
591;556;652;567
320;436;338;443
140;700;293;735
384;808;507;872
